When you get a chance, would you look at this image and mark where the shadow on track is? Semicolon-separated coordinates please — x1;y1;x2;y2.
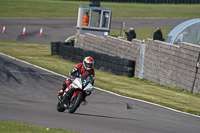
75;113;139;121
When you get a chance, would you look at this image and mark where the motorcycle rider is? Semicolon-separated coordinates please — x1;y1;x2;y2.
57;56;95;98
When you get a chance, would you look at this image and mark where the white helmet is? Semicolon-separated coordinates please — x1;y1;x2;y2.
83;56;94;71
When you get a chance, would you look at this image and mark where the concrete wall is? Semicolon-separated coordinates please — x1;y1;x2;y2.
75;33;200;93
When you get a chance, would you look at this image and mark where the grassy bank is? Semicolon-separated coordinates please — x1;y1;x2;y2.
0;40;200;116
0;0;199;18
0;120;79;133
110;27;173;40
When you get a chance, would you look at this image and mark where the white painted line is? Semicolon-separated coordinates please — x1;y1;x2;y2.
1;52;200;118
94;87;200;118
65;35;75;42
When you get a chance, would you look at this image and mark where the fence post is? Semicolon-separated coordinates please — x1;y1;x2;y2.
122;22;125;38
191;52;200;93
138;41;146;79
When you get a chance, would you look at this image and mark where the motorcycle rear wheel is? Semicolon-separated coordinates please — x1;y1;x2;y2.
68;93;82;114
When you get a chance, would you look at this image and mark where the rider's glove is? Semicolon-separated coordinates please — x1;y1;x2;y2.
70;76;75;81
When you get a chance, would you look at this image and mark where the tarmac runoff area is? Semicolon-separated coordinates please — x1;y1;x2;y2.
0;18;189;45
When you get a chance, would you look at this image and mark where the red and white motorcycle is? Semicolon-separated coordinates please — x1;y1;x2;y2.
56;73;93;114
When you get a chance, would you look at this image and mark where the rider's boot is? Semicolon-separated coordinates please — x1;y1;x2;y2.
57;80;72;100
57;89;64;100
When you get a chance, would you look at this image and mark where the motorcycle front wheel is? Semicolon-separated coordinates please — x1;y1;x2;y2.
68;92;83;114
57;101;66;112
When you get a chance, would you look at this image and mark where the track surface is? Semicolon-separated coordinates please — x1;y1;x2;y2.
1;18;200;133
0;18;189;45
0;53;200;133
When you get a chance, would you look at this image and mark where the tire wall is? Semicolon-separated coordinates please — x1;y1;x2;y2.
75;33;141;77
51;42;60;56
51;41;136;77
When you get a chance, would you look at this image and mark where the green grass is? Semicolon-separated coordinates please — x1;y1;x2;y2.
1;40;200;117
0;0;200;18
68;27;173;43
103;3;200;18
110;27;173;40
0;120;79;133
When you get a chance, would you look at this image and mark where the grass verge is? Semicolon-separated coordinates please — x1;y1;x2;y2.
0;40;200;116
0;120;79;133
0;0;200;18
110;27;173;40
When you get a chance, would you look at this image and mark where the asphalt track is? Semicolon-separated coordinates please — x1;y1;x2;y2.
1;18;200;133
0;18;189;45
1;53;200;133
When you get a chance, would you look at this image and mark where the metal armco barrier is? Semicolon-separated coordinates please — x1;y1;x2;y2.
51;42;135;77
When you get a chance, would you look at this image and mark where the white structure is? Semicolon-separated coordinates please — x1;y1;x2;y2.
165;18;200;45
76;5;114;36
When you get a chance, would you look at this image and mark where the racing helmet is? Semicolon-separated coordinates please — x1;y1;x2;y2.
83;56;94;71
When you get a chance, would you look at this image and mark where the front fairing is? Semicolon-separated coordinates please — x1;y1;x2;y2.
72;78;82;89
84;83;93;91
69;73;93;92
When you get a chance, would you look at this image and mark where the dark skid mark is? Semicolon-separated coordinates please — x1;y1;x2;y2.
75;113;139;121
0;67;22;84
0;56;39;84
126;103;133;109
17;30;39;41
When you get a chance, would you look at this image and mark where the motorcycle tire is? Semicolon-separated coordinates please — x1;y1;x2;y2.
56;101;66;112
68;93;83;114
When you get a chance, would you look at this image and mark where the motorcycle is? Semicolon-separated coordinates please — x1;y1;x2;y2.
56;73;94;114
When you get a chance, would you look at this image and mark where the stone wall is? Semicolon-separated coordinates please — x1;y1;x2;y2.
75;33;141;59
75;33;200;93
144;39;200;93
